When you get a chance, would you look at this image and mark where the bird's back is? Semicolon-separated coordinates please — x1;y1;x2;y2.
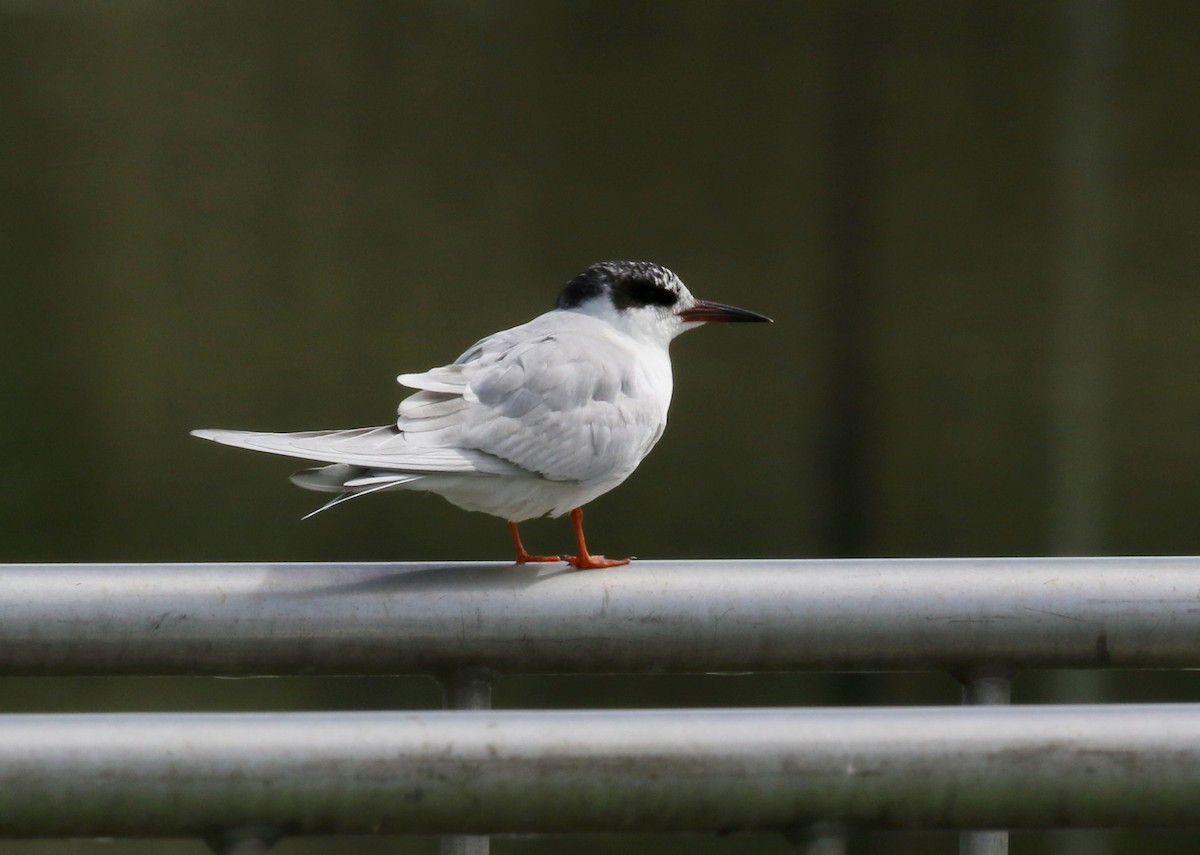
399;309;673;486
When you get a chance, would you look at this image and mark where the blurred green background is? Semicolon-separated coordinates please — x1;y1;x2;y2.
3;1;1200;853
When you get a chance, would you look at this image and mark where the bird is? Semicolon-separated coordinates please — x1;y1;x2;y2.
192;260;771;569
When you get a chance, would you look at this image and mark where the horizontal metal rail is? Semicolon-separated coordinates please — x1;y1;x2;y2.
0;704;1197;836
0;557;1197;675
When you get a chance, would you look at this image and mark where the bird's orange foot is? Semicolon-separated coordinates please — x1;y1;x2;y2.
565;554;631;570
562;508;629;569
515;550;562;565
509;521;561;565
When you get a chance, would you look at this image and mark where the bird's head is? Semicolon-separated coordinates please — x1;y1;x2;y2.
555;261;771;346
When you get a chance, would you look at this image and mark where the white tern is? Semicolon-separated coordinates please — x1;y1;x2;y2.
193;260;770;569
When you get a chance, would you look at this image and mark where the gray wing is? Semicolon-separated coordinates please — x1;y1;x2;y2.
397;313;670;484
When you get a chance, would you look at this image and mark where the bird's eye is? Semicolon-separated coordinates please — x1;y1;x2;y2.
630;281;678;308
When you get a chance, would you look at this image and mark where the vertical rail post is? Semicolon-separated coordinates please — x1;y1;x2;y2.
439;668;496;855
1053;2;1120;852
958;667;1012;855
441;666;494;712
788;821;848;855
205;828;279;855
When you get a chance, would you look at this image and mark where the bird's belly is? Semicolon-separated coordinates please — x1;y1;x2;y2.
409;473;623;522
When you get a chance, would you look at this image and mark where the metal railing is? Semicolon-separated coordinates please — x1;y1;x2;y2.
2;557;1199;853
4;705;1200;834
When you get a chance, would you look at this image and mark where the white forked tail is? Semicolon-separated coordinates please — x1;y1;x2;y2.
189;427;523;476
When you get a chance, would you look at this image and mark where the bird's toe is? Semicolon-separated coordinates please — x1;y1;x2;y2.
515;553;563;565
566;554;631;570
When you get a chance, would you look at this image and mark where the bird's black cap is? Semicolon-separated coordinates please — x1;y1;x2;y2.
556;261;682;312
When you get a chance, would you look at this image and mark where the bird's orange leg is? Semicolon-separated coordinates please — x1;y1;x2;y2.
509;521;561;564
565;507;630;570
